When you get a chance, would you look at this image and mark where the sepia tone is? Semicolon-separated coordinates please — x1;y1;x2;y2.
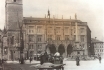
0;0;103;70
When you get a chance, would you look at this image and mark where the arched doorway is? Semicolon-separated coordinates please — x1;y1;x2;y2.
46;44;56;54
58;44;65;55
67;44;73;57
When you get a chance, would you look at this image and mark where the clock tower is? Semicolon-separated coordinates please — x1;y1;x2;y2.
5;0;23;30
5;0;23;60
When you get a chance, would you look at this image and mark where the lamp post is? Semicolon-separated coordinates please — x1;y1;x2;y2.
1;36;4;61
19;27;24;64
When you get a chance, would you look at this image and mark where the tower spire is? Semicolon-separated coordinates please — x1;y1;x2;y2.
47;9;50;18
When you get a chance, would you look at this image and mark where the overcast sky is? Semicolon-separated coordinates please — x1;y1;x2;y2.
0;0;104;41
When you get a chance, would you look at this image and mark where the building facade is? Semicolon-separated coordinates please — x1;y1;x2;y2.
24;16;91;58
5;0;91;60
91;38;104;58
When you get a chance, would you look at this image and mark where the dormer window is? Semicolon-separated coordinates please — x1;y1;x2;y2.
14;0;16;2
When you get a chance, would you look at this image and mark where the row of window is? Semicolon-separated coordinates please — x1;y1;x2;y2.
28;44;42;50
96;49;104;52
95;46;103;48
28;35;85;42
28;26;85;34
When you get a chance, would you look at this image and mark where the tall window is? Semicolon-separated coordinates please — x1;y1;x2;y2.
29;44;34;49
56;35;61;40
80;28;84;33
37;35;42;42
28;35;34;42
64;27;69;33
48;27;52;33
56;27;60;33
74;35;76;41
48;35;52;41
37;26;42;33
29;26;34;33
65;35;69;40
11;36;14;44
80;35;84;42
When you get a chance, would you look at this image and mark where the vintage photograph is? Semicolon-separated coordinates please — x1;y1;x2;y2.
0;0;104;70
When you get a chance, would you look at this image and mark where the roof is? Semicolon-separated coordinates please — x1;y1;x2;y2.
91;38;103;43
23;17;82;22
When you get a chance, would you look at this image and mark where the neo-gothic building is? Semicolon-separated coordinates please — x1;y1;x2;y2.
5;0;91;60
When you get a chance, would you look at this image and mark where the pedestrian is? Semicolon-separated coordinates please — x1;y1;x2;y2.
19;58;20;63
76;56;80;66
60;56;63;64
40;54;44;65
99;56;101;63
0;59;2;66
30;57;32;63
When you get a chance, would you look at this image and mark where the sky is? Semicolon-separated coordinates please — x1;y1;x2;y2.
0;0;104;41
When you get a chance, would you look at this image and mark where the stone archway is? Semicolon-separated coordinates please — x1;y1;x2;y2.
58;44;65;55
46;44;56;54
67;44;73;57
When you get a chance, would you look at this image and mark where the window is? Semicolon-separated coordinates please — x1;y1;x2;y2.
56;27;60;33
82;44;84;49
98;49;99;52
28;35;34;42
74;35;76;41
29;26;34;33
37;35;42;42
73;27;75;33
29;44;34;49
48;35;52;41
11;36;14;44
48;27;52;33
56;35;61;40
80;28;84;33
64;27;69;33
80;35;84;42
65;35;69;40
37;44;42;49
14;0;16;2
37;26;42;33
100;49;101;52
77;51;80;54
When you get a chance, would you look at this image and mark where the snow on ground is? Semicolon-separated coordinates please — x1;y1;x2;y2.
6;59;104;70
64;59;104;70
6;60;40;64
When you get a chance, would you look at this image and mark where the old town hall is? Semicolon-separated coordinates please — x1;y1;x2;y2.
4;0;91;60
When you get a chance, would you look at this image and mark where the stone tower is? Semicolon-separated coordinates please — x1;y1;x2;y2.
5;0;23;60
5;0;23;30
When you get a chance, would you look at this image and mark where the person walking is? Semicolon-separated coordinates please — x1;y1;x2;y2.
99;56;101;63
76;56;80;66
30;57;32;64
40;54;44;65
